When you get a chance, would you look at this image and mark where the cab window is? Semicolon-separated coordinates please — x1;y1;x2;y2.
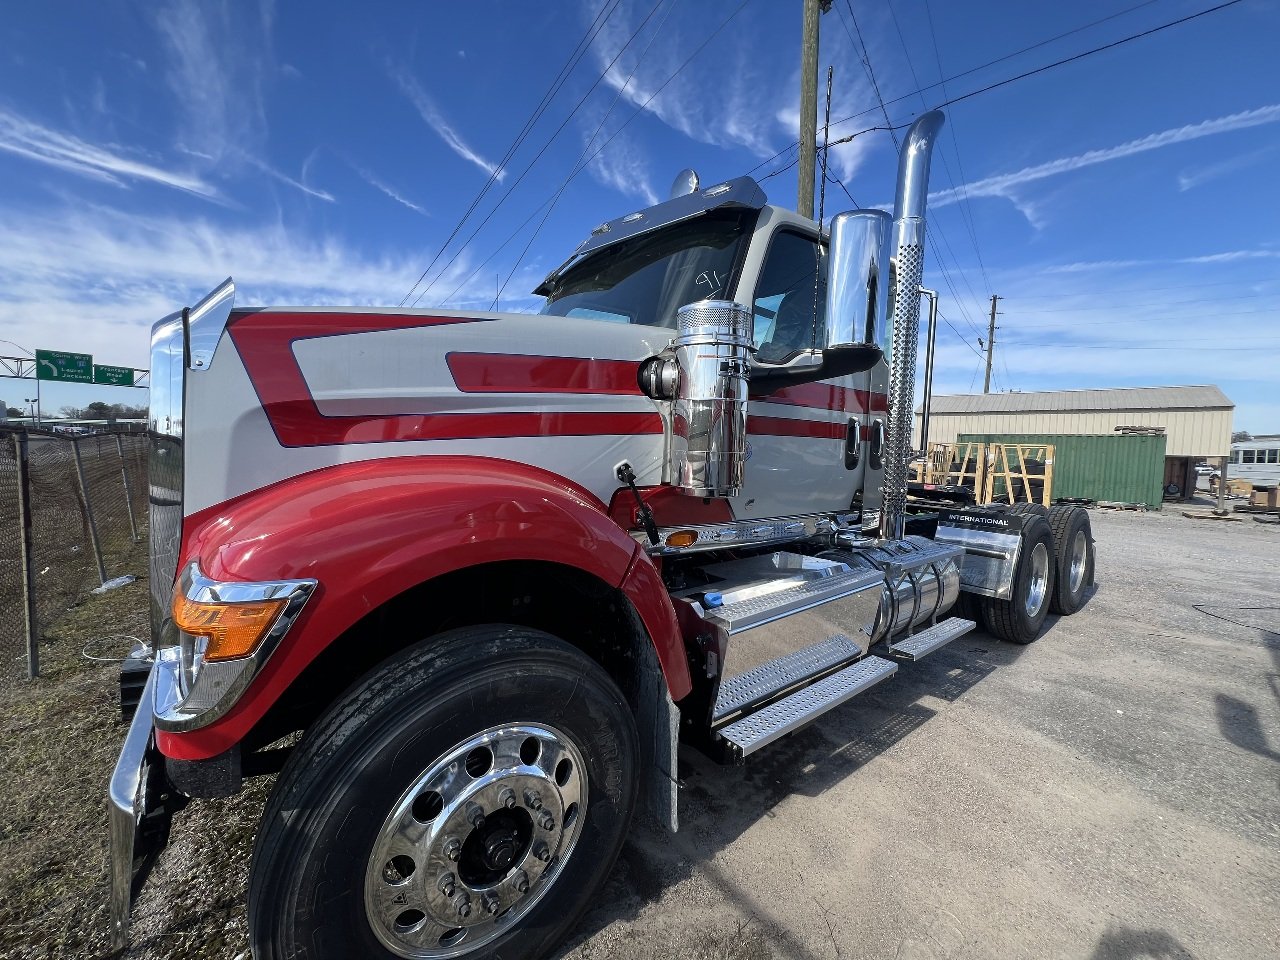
752;230;825;363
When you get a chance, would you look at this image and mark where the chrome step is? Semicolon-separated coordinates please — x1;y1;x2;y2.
886;616;976;661
705;568;885;635
717;655;898;759
713;634;862;722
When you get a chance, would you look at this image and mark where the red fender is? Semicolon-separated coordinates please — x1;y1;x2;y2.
157;455;691;760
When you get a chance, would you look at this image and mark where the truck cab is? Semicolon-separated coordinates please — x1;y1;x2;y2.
108;110;1096;960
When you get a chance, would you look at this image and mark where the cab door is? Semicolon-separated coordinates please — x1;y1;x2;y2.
728;220;876;520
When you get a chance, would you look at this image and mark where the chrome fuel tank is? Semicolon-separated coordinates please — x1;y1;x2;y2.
825;535;962;641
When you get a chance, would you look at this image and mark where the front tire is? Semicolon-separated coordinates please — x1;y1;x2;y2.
249;626;638;960
980;514;1056;645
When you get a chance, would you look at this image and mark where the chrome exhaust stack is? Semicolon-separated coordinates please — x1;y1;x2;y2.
880;110;945;541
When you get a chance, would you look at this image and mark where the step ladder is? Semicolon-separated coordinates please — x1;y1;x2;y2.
710;610;975;761
885;617;976;661
717;655;899;757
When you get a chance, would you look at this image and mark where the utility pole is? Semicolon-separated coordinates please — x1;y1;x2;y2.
798;0;830;219
983;294;1001;394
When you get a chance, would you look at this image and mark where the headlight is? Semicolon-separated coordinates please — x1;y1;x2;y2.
153;561;316;732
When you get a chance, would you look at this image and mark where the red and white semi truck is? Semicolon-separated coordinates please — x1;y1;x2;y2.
109;110;1095;959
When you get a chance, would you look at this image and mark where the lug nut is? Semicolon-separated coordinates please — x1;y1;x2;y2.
443;837;461;862
453;892;472;918
513;870;530;894
523;789;543;811
437;873;456;898
537;810;555;831
533;842;551;863
482;892;501;915
498;787;517;810
466;802;486;831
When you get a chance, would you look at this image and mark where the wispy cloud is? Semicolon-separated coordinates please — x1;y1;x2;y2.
391;67;506;182
585;136;659;206
155;0;267;164
931;103;1280;213
1040;249;1280;274
1178;144;1277;191
242;152;335;202
0;202;535;370
0;106;218;198
351;163;430;217
584;0;881;186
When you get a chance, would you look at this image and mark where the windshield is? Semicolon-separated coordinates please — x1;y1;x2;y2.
540;208;758;329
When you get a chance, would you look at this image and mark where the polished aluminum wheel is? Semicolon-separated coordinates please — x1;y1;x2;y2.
1024;541;1050;618
1068;530;1088;593
363;724;588;958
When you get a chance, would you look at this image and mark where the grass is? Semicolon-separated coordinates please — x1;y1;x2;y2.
0;572;264;959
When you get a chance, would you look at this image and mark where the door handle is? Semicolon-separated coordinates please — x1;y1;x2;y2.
869;418;885;471
844;418;861;470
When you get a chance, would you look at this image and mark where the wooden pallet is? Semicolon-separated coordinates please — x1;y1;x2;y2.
921;442;1053;506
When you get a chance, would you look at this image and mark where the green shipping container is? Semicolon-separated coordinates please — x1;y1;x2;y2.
956;433;1168;510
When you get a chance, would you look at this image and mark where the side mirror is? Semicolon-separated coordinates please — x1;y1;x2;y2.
825;209;891;353
749;209;889;392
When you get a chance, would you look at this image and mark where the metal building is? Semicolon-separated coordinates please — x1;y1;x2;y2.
916;385;1234;503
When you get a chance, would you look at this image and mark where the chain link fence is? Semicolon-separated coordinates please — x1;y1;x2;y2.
0;426;148;682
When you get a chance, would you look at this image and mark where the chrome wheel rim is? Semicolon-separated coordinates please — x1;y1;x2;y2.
1069;530;1088;593
364;723;588;958
1025;542;1050;618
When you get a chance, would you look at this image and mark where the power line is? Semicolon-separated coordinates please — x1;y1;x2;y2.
749;0;1228;202
417;0;671;307
400;0;625;305
832;1;987;343
440;0;753;307
826;0;1229;132
875;2;989;339
834;0;1246;132
493;0;680;306
922;0;992;296
823;168;988;362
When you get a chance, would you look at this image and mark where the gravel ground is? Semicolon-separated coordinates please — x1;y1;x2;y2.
1;507;1276;959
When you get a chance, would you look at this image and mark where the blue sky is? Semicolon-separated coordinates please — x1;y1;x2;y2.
0;0;1277;432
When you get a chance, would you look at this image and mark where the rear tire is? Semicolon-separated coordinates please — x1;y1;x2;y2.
1005;502;1049;519
249;625;638;960
981;515;1055;645
1048;505;1094;615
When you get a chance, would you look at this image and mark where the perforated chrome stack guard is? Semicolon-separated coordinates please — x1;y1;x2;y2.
881;112;945;541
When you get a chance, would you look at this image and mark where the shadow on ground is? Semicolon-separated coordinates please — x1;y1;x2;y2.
558;620;1044;958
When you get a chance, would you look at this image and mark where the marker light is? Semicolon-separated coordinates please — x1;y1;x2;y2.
172;592;287;661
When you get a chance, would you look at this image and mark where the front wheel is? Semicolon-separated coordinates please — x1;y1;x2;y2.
249;626;638;960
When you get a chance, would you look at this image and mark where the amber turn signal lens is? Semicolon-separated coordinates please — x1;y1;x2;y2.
665;529;698;548
172;593;287;661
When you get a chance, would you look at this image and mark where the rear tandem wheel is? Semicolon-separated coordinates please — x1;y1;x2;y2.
980;514;1056;645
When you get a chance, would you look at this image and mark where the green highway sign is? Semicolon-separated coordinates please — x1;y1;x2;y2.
36;349;93;383
93;364;135;386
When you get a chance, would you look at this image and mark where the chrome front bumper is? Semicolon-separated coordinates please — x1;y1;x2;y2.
108;663;169;950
